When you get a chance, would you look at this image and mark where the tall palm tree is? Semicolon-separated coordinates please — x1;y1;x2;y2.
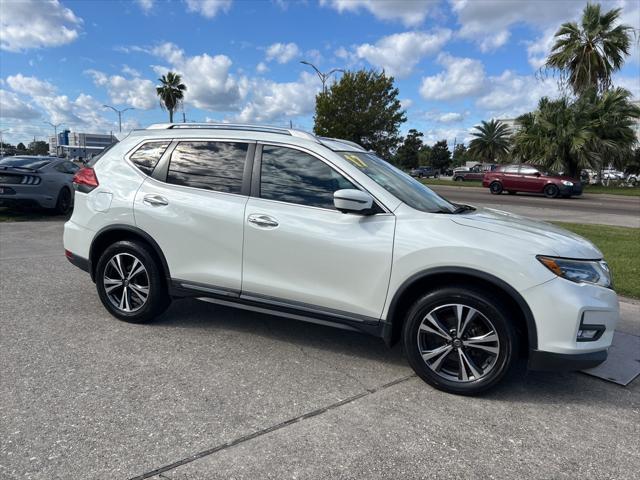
545;3;634;95
468;119;512;163
156;72;187;123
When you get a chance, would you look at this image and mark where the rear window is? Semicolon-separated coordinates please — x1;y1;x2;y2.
0;156;52;170
129;141;170;175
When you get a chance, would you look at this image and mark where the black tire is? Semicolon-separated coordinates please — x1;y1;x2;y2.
489;181;503;194
544;184;559;198
54;187;72;214
507;190;516;195
454;176;463;182
95;240;170;323
402;286;518;395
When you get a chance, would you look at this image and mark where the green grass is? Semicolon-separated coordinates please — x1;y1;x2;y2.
554;222;640;299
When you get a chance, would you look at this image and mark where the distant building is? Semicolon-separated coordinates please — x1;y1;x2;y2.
632;100;640;141
496;118;521;134
50;129;117;159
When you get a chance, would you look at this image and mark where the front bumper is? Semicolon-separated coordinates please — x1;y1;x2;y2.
559;183;583;196
522;277;619;371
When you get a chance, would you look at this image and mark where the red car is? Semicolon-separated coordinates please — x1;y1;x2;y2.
482;164;583;198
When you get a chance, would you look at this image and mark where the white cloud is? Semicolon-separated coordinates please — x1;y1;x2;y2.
121;65;142;77
451;0;582;52
354;30;451;78
0;89;41;120
6;74;57;97
136;0;154;12
475;70;560;118
400;98;414;110
184;0;232;18
526;27;557;70
437;112;465;123
256;62;269;74
151;42;242;111
86;70;157;110
0;0;83;52
265;42;301;64
614;75;640;98
233;72;319;123
419;53;486;101
320;0;434;27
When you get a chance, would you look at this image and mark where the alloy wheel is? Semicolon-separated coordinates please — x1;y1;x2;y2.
416;303;500;382
103;253;150;313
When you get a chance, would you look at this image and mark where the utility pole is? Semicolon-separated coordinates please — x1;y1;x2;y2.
0;129;8;157
103;105;134;133
46;122;62;156
300;61;345;94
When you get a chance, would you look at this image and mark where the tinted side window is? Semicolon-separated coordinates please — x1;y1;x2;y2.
503;165;519;173
520;166;539;175
130;141;170;174
260;146;355;209
167;142;247;194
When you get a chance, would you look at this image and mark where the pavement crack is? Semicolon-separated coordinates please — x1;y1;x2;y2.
128;373;416;480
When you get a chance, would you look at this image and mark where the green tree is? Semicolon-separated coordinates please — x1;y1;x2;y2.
314;70;406;159
452;143;471;167
430;140;452;173
156;71;187;123
468;120;512;163
394;129;423;169
512;88;640;178
28;141;49;155
16;142;26;152
418;144;432;166
545;3;634;95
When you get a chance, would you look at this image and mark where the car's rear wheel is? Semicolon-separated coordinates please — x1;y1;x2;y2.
454;176;463;182
489;181;503;194
95;240;170;323
54;187;72;214
544;184;559;198
402;287;518;395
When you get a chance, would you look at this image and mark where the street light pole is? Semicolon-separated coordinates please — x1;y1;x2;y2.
46;122;62;156
103;105;134;133
300;61;345;94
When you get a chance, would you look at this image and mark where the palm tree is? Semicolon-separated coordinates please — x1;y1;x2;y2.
156;72;187;123
545;3;634;95
511;89;640;178
468;120;512;163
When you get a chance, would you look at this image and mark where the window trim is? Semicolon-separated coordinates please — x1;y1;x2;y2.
124;138;175;178
151;138;256;197
252;141;391;214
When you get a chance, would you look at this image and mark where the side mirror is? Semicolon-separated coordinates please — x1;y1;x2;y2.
535;172;541;177
334;189;374;214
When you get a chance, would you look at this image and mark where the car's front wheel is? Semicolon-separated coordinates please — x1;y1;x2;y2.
489;181;503;194
402;287;518;395
95;240;170;323
544;184;559;198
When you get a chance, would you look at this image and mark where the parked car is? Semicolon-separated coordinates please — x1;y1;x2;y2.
602;169;625;181
453;164;497;181
64;123;618;395
483;164;583;198
0;155;79;213
410;166;439;178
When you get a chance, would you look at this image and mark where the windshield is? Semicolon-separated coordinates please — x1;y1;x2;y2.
338;151;457;213
0;156;52;170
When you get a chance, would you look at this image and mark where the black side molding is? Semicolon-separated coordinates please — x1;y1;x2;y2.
65;251;90;273
528;349;607;371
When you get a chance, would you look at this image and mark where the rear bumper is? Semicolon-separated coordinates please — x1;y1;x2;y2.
65;250;90;273
0;187;57;208
528;349;607;371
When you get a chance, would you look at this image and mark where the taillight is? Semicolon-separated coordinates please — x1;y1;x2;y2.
73;167;99;193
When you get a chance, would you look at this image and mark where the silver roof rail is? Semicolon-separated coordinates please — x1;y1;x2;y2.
145;122;320;143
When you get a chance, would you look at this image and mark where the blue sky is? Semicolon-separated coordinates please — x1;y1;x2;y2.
0;0;638;146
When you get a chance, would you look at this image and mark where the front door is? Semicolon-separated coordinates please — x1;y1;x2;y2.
241;145;395;321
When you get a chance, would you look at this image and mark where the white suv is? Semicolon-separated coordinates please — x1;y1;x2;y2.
64;123;619;395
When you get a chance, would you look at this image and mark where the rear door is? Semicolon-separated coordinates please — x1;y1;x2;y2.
134;139;253;293
500;165;521;190
241;144;395;321
518;165;546;192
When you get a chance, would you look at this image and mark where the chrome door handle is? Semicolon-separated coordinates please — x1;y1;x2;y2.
143;194;169;207
247;214;279;228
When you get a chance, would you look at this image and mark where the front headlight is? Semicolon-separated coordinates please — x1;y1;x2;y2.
537;256;611;288
561;180;573;186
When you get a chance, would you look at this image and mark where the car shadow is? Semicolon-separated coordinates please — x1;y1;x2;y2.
151;298;635;405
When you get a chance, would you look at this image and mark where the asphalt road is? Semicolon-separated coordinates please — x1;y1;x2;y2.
428;185;640;227
1;221;639;480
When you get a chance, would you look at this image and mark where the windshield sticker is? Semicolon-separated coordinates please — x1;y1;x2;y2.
343;153;367;168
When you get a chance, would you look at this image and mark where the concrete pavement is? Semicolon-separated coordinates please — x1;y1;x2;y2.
0;221;638;480
427;185;640;227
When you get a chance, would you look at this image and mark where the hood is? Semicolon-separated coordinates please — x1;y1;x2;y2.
549;173;579;182
451;207;602;259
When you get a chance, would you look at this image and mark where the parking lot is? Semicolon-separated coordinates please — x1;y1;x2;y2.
0;220;638;479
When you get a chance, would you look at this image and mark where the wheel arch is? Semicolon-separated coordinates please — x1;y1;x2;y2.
88;224;171;284
382;267;537;355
